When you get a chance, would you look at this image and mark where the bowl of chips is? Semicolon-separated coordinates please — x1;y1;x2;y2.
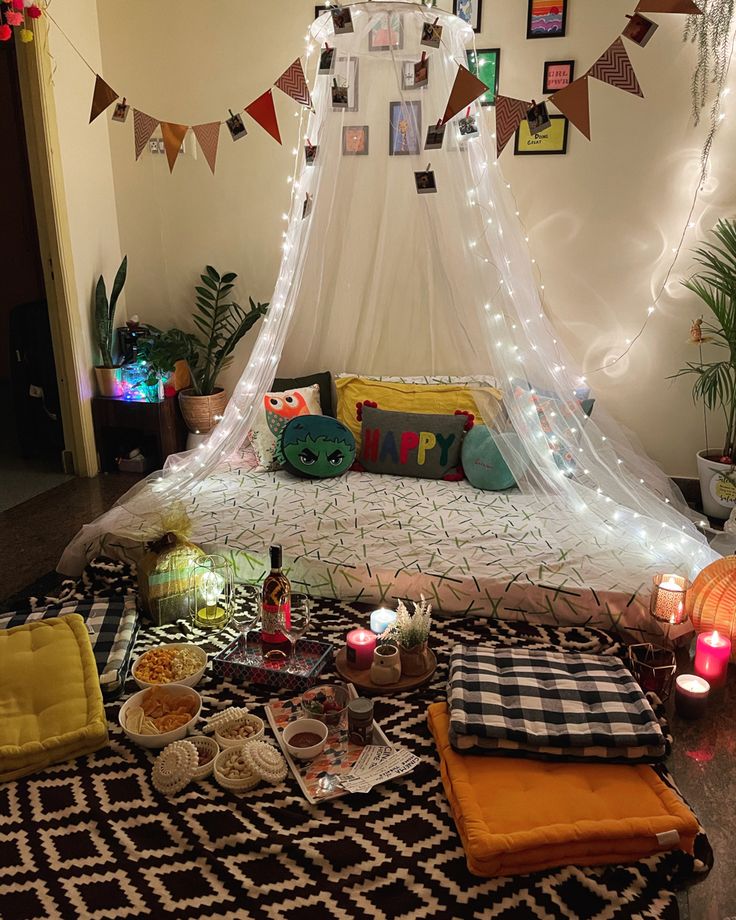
132;644;207;689
119;685;202;749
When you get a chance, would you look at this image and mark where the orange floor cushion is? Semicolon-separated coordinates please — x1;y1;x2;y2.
427;702;699;878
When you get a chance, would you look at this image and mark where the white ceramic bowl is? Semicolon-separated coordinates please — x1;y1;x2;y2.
214;714;265;749
131;643;207;690
118;685;202;750
282;719;329;761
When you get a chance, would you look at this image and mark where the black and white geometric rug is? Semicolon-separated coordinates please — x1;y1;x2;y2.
0;562;712;920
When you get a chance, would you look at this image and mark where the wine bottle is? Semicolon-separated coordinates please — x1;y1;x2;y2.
261;544;291;661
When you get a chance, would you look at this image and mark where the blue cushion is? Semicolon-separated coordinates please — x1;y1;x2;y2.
462;426;523;491
281;415;355;479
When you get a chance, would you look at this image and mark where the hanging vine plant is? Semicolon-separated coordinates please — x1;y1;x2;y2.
684;0;736;125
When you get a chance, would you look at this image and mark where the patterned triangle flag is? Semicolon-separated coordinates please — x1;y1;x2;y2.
161;122;189;173
275;58;312;109
440;65;489;125
588;38;644;97
550;75;592;140
133;109;160;160
89;75;118;124
495;95;531;156
192;122;221;174
245;89;282;144
635;0;702;12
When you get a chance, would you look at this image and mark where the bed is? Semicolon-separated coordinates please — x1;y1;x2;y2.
89;456;688;643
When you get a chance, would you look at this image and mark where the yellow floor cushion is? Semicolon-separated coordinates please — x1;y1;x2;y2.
0;614;108;782
427;702;698;878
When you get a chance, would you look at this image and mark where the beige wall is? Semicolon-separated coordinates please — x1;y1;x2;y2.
89;0;736;476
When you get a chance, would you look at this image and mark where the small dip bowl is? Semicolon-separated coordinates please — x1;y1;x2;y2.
282;719;329;761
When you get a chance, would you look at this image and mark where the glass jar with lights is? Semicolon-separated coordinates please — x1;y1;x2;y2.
190;554;233;629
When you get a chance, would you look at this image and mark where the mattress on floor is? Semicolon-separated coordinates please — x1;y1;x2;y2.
92;466;683;641
427;702;698;878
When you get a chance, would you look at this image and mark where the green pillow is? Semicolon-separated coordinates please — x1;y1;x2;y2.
462;426;523;491
281;415;355;479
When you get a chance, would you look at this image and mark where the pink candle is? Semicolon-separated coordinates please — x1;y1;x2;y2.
346;628;377;670
694;630;732;688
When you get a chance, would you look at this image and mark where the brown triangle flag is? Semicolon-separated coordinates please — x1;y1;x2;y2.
440;65;489;126
89;75;119;124
588;38;644;97
161;122;189;173
192;122;221;174
275;59;312;109
635;0;702;13
133;110;159;160
495;95;531;156
550;75;591;140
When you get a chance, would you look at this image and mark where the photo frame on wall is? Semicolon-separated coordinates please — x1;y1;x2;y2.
453;0;483;34
389;100;422;155
543;60;575;94
342;125;370;155
369;12;403;51
514;114;569;154
466;48;500;106
527;0;568;39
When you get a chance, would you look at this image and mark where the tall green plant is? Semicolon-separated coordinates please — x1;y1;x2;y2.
94;256;127;368
672;220;736;458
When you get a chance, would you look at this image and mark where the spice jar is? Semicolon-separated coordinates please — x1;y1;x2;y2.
347;698;374;747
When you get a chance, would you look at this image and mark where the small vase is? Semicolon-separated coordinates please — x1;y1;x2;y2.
399;641;430;677
94;366;123;398
371;643;402;685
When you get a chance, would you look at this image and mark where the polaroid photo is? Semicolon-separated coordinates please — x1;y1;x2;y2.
333;55;359;111
331;7;354;34
414;54;429;89
421;21;442;49
332;79;349;108
415;169;437;194
623;13;658;48
458;112;479;137
424;122;446;150
111;99;130;124
526;100;551;136
305;143;318;165
319;46;336;74
226;112;247;141
302;193;313;219
342;125;369;155
389;100;422;156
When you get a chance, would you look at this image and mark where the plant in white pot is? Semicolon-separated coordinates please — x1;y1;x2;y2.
672;219;736;520
93;255;127;397
176;266;268;434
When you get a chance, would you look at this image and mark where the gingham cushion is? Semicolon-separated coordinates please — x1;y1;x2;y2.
448;645;666;763
0;597;139;698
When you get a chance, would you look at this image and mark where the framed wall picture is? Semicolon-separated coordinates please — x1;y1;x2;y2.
466;48;500;106
389;101;422;155
543;60;575;93
453;0;483;34
369;12;403;51
514;114;569;155
527;0;568;39
342;125;370;155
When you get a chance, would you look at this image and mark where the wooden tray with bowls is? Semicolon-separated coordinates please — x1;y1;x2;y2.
335;647;437;694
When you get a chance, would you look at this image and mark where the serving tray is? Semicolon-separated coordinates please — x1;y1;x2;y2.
213;632;334;692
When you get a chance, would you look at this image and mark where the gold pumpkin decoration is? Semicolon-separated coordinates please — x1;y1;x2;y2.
687;557;736;660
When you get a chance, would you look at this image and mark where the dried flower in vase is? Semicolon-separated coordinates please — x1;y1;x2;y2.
388;597;432;650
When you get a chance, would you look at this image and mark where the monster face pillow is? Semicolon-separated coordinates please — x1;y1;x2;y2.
281;416;356;479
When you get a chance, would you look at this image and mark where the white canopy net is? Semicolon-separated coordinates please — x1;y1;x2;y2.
60;1;717;591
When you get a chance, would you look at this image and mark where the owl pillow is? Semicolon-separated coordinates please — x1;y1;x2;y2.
250;384;323;470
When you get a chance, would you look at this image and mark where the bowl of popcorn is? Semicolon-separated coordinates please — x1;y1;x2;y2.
132;644;207;689
119;685;202;749
214;714;265;749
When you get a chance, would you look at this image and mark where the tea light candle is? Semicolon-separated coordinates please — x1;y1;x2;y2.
346;628;377;670
674;674;710;720
694;630;732;688
370;607;397;635
650;574;689;625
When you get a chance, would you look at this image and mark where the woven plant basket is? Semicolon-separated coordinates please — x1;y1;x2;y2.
178;387;227;434
687;557;736;661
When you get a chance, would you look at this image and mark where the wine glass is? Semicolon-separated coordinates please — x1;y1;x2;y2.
231;584;260;656
281;594;311;670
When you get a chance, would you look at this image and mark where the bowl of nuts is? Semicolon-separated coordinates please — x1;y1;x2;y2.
214;714;265;749
213;746;261;793
301;683;350;726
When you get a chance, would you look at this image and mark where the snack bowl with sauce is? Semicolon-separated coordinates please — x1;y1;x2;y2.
132;643;207;690
119;685;202;750
282;718;329;761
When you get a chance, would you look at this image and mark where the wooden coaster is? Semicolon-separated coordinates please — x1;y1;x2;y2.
335;647;437;694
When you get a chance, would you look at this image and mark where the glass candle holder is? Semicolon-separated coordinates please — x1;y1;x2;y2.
650;573;690;625
627;643;677;701
190;554;233;629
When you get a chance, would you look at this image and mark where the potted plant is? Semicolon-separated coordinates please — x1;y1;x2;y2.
93;255;127;397
386;597;433;676
136;328;197;401
673;219;736;519
176;265;268;434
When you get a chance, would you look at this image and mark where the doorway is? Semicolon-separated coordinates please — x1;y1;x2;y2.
0;37;71;512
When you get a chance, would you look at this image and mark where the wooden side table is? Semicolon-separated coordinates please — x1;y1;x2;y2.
91;395;188;473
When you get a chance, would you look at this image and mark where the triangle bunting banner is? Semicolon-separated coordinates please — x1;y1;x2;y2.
275;59;312;109
245;89;282;144
635;0;703;13
440;65;489;125
161;122;189;172
495;95;531;156
551;75;592;140
89;75;119;124
588;38;644;97
192;122;221;174
133;110;160;160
